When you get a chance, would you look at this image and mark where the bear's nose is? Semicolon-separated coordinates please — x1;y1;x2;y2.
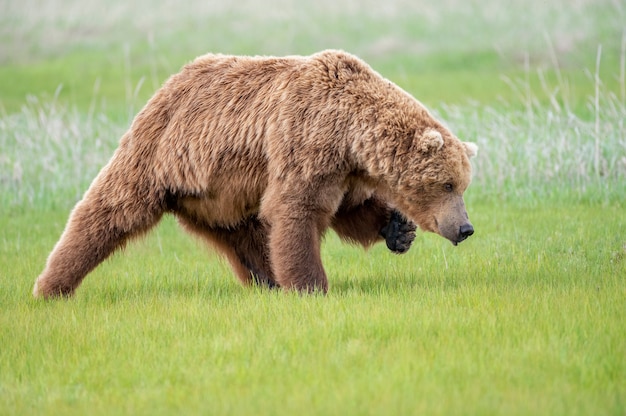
459;223;474;239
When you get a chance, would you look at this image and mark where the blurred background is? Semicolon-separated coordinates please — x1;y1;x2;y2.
1;0;623;112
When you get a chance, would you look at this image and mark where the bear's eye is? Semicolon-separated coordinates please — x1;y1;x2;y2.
444;183;454;192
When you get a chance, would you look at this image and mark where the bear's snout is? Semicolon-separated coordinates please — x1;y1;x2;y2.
457;223;474;244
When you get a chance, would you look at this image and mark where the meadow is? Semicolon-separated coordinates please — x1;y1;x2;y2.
1;0;625;414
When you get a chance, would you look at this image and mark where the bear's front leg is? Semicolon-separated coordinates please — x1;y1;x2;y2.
379;210;417;254
262;180;345;293
331;196;416;254
268;212;329;293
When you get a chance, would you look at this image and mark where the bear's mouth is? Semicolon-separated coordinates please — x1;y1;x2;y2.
452;234;467;246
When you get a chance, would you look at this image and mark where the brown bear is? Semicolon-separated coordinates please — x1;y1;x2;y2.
32;49;477;298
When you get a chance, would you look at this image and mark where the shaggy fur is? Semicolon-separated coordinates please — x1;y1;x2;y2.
33;50;477;297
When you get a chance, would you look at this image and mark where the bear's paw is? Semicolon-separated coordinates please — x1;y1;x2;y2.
380;210;417;254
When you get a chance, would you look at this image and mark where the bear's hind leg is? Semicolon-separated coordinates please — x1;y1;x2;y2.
178;216;277;288
33;172;164;298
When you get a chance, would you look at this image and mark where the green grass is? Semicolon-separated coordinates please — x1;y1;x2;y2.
1;204;625;415
1;0;626;414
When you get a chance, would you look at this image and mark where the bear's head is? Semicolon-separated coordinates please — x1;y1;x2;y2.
389;127;478;246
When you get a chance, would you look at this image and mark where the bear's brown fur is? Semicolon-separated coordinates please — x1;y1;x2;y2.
33;50;477;297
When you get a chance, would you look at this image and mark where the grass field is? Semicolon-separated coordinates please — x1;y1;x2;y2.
2;205;625;415
1;0;625;415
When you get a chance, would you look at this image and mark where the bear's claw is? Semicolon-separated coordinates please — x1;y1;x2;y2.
380;210;417;254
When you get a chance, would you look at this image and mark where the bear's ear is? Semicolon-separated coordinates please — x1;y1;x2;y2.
463;142;478;158
419;129;444;153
